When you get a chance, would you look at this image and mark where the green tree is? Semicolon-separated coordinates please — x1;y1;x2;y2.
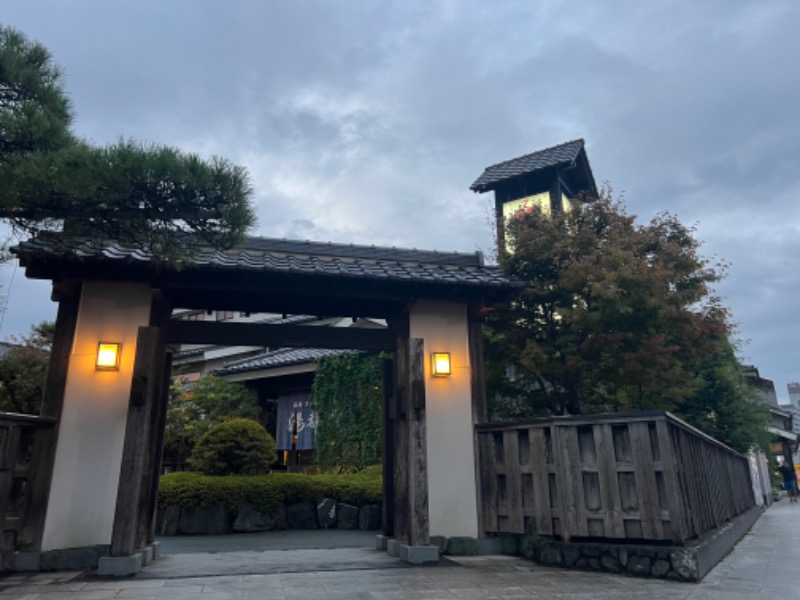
0;321;54;414
313;352;383;472
163;374;259;471
189;418;276;475
678;337;771;453
0;26;255;260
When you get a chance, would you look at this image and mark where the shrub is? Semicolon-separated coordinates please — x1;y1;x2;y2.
189;418;276;475
158;467;383;513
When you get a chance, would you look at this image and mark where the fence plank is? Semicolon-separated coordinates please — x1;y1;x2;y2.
502;430;524;533
594;424;625;539
530;427;552;535
630;423;662;539
655;418;687;543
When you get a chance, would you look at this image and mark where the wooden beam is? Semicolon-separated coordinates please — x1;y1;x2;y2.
165;319;395;351
19;282;81;550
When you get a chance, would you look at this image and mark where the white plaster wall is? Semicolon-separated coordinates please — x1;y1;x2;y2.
409;301;478;539
42;282;152;551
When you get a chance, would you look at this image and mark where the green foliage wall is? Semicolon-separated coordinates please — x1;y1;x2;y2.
0;321;54;414
313;352;383;471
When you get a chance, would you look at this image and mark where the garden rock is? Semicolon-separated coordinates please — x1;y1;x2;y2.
317;498;337;529
179;504;233;535
627;555;650;576
286;502;318;529
337;503;360;529
233;503;274;532
359;504;381;530
270;504;288;530
158;505;180;536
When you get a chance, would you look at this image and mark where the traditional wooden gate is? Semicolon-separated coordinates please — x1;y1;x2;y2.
1;235;518;571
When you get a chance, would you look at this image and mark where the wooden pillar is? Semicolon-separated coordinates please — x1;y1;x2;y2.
381;357;395;537
110;325;165;557
145;351;173;545
406;338;429;546
468;308;495;539
391;309;430;546
19;282;81;551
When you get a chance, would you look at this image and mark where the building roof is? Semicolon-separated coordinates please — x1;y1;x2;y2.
13;234;519;291
216;347;351;375
470;139;594;193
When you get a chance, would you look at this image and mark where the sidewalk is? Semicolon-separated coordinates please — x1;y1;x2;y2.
1;498;797;599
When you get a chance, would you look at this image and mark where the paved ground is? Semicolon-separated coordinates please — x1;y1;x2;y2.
1;498;798;599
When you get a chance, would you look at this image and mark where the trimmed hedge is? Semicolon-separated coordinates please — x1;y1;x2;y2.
159;466;382;514
189;418;276;475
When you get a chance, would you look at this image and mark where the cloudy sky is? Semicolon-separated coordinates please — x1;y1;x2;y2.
2;1;798;400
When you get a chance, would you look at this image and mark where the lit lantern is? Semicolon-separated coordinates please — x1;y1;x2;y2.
431;352;451;377
96;342;121;371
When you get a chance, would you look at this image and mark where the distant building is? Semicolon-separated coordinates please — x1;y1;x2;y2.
743;365;795;463
786;382;800;436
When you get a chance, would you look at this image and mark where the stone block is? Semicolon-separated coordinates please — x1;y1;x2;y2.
670;549;699;581
179;504;233;535
234;503;275;532
446;536;478;556
141;546;154;567
375;535;391;551
501;534;519;555
317;498;337;529
97;552;143;577
359;504;381;530
387;538;402;557
477;537;504;555
40;544;109;571
539;542;562;566
337;503;360;530
600;553;620;573
287;502;318;529
158;505;180;536
429;535;447;554
562;545;581;567
651;559;670;577
151;541;161;560
627;554;650;576
6;551;41;571
270;504;288;530
399;544;439;564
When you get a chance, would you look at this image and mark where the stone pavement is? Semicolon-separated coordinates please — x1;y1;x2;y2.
1;498;798;599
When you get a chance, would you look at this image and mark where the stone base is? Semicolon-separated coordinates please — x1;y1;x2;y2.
151;541;161;560
399;544;439;564
510;505;765;582
476;537;504;555
2;551;41;572
141;546;154;567
375;534;391;551
386;538;403;557
97;553;143;577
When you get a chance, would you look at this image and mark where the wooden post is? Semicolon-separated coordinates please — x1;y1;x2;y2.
137;293;172;548
468;310;494;538
145;351;173;545
110;326;163;557
19;282;81;551
381;357;395;537
407;338;429;547
392;314;410;542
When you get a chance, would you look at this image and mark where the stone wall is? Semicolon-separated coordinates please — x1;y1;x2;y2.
157;499;382;535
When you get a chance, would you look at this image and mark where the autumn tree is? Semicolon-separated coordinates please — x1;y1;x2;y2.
487;191;719;414
0;26;254;260
0;321;54;414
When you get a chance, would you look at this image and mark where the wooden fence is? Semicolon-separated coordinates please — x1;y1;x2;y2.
476;411;755;544
0;412;57;552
